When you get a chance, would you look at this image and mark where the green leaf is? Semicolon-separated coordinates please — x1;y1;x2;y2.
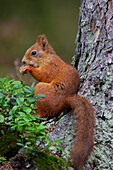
0;115;5;123
54;140;62;144
39;131;46;135
2;76;9;84
0;84;4;90
23;107;32;114
8;79;14;84
12;81;23;90
12;85;22;90
17;143;24;146
23;86;34;95
5;96;10;103
38;122;47;130
16;97;24;105
18;111;26;117
17;125;23;132
24;133;33;137
10;125;17;130
1;130;5;135
0;93;4;99
12;81;22;85
16;91;24;97
12;105;18;113
2;102;8;107
53;145;62;150
34;93;45;99
25;142;32;145
8;115;13;120
27;97;36;103
17;139;21;142
27;146;34;151
0;156;6;161
9;110;13;115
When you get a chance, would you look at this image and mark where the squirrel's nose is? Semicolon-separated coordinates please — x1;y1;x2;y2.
22;61;26;64
22;58;26;64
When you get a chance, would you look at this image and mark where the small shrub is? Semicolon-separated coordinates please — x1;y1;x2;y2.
0;76;61;156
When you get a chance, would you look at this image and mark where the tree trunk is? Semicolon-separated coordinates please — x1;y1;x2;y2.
72;0;113;169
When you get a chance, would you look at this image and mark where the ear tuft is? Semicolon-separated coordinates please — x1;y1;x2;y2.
36;35;48;51
36;35;55;54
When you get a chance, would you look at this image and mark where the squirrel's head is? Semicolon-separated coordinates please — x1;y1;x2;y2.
22;35;55;67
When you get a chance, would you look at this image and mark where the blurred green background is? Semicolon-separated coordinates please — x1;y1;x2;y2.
0;0;80;78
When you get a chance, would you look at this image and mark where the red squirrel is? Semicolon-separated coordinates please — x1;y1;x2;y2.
19;35;95;169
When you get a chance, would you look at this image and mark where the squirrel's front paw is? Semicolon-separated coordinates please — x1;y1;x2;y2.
19;65;29;75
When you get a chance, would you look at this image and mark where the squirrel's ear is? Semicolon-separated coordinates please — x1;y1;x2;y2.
36;35;56;54
36;35;48;51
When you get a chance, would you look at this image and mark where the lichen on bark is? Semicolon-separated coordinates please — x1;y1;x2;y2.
48;111;75;164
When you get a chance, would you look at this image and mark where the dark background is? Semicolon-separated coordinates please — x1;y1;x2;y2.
0;0;80;77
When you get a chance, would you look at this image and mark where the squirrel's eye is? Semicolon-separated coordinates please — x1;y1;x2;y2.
31;51;36;55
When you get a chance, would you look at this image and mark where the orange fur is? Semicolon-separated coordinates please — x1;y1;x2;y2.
19;35;95;169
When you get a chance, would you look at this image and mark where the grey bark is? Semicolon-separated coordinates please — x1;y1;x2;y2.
72;0;113;169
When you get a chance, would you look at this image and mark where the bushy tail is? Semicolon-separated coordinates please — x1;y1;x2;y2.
65;95;95;169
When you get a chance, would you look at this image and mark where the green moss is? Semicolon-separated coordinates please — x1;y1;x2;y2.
32;151;69;170
0;131;20;159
